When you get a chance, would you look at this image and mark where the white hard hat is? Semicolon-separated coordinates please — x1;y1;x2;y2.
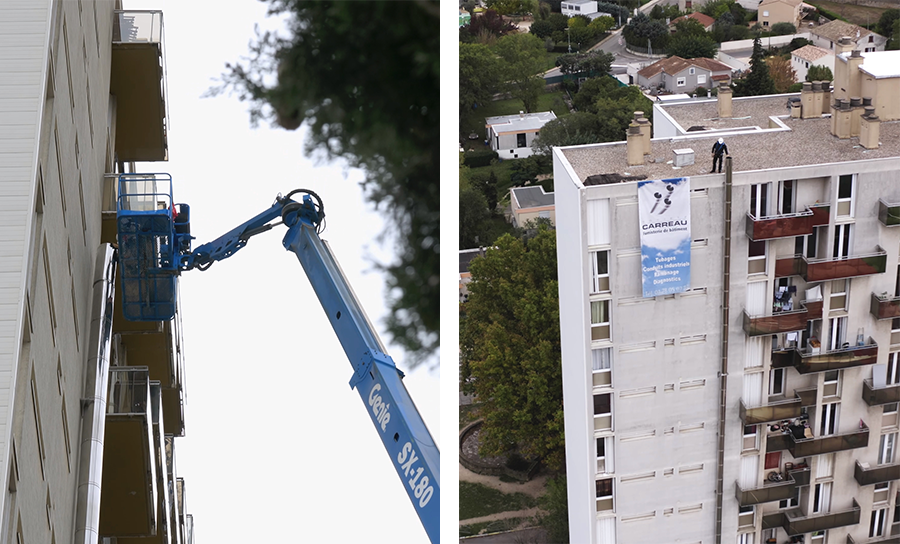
718;138;724;144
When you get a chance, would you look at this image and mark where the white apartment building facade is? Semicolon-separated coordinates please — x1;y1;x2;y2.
556;48;900;544
0;3;193;543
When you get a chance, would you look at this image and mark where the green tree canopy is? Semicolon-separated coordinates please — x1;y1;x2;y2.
460;188;492;249
555;50;615;76
674;17;709;37
593;86;654;141
460;225;565;469
530;18;555;39
623;12;670;49
531;112;603;155
877;8;899;39
460;43;504;115
806;65;833;82
733;35;776;97
666;32;719;58
210;0;439;361
770;22;797;36
462;8;517;42
495;33;549;112
486;0;538;15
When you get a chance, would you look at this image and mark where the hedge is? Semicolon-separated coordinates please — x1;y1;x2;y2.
464;150;500;168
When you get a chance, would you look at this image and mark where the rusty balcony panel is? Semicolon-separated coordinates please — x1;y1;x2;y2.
862;379;900;406
879;199;900;227
746;205;830;241
871;293;900;321
762;511;786;530
743;308;809;336
804;299;823;319
775;255;804;278
804;248;888;282
782;499;860;536
735;467;811;506
740;397;803;425
854;460;900;486
771;349;796;369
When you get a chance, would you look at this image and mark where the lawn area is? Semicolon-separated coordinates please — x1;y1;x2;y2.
461;90;570;146
459;517;530;538
808;0;889;27
459;481;539;521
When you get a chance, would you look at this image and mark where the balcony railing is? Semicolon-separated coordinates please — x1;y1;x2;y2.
735;467;810;505
775;247;888;282
771;338;878;374
855;460;900;486
740;388;816;425
847;533;900;544
764;499;861;535
879;199;900;227
766;422;869;456
743;298;823;337
746;204;830;241
871;293;900;321
863;379;900;406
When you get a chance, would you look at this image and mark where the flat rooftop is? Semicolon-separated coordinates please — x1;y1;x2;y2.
560;96;900;184
511;186;554;209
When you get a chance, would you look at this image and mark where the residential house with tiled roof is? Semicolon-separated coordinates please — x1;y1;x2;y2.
810;19;887;53
758;0;804;30
637;56;733;94
669;12;715;32
791;44;834;82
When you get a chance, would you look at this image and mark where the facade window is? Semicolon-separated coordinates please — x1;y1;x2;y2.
829;279;848;311
837;174;856;217
596;436;614;473
689;67;695;75
763;20;769;26
591;300;611;341
769;368;785;396
828;316;847;351
889;352;900;385
737;533;754;544
779;487;799;509
765;451;781;470
677;77;686;86
590;250;610;293
743;424;758;451
762;10;769;16
823;370;840;397
595;478;614;512
810;531;826;544
777;180;795;215
738;505;755;527
832;223;852;259
813;482;832;513
794;228;818;258
875;482;890;503
871;507;888;538
820;402;840;436
806;61;809;68
592;348;612;388
879;433;897;465
883;403;899;429
869;35;874;43
594;393;612;432
697;74;706;84
516;133;526;148
750;183;768;218
748;240;766;275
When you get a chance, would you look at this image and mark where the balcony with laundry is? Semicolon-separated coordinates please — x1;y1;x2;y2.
743;283;822;337
771;331;878;374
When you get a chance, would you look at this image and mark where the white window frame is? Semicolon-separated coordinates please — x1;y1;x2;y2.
596;436;614;474
748;239;767;275
823;370;841;398
779;487;799;509
697;74;706;84
769;368;785;397
879;433;897;465
874;482;890;504
795;228;819;259
737;532;754;544
813;481;832;513
591;299;611;342
689;67;696;75
883;403;899;429
677;77;686;87
888;352;900;385
777;180;796;215
828;316;847;351
750;183;769;218
738;505;755;527
592;347;612;388
590;250;610;294
810;531;826;544
832;223;853;259
743;424;759;451
837;173;856;218
871;507;888;538
595;477;614;512
594;393;612;432
830;279;848;311
820;402;840;436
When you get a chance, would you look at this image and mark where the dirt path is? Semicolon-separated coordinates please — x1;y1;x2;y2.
459;463;549;498
460;507;544;527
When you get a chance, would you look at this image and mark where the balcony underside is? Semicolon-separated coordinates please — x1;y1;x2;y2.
746;205;830;241
879;200;900;227
111;42;167;161
99;415;156;537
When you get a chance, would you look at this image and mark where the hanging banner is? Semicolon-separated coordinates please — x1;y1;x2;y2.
638;177;691;298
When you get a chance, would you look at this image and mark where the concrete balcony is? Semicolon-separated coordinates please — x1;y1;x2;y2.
878;199;900;227
775;247;888;282
111;10;168;161
740;388;816;424
743;299;823;337
871;293;900;321
771;338;878;374
746;204;830;241
735;467;810;506
99;367;158;538
863;379;900;406
848;533;900;543
762;498;860;536
855;460;900;486
766;422;869;456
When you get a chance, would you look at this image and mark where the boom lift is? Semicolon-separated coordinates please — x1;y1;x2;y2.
115;174;440;543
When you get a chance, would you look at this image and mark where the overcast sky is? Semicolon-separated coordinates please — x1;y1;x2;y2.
130;1;445;542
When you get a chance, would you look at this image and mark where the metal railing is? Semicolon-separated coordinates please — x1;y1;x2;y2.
112;10;170;137
107;367;151;415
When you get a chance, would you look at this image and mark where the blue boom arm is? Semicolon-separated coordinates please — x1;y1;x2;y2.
178;189;440;543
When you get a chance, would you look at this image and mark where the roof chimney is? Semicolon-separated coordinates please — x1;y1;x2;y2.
859;106;880;149
821;81;832;114
849;96;863;137
812;81;825;117
830;98;852;139
626;123;644;166
837;36;854;55
801;82;816;119
717;84;732;118
635;111;651;155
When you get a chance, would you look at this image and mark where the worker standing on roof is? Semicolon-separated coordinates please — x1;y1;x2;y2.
711;138;729;173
